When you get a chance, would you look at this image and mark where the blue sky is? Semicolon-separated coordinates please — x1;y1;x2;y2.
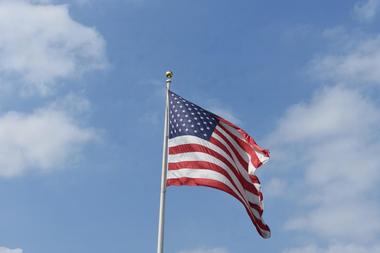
0;0;380;253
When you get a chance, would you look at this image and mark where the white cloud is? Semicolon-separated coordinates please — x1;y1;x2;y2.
0;0;106;95
269;86;380;241
269;2;380;252
0;0;107;178
269;86;380;143
178;248;229;253
0;106;96;178
285;201;380;241
0;247;22;253
354;0;380;22
283;243;380;253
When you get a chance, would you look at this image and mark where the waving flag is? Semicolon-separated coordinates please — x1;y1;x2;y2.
166;91;271;238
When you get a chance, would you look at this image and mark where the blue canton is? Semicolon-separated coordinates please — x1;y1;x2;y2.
169;91;219;140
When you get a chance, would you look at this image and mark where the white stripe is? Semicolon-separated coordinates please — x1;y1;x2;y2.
255;151;270;164
213;126;258;175
169;135;253;185
219;122;270;165
169;135;238;175
213;128;256;175
169;152;261;206
167;168;266;225
215;125;251;164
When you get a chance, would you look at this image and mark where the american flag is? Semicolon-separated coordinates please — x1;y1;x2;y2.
166;91;271;238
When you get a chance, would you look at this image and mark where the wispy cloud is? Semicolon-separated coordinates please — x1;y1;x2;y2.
264;177;287;197
206;99;242;125
283;243;380;253
29;0;90;6
207;106;242;125
0;247;23;253
178;248;229;253
311;34;380;88
354;0;380;22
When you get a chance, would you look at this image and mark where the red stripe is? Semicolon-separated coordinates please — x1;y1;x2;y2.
169;144;260;196
209;136;262;196
167;177;271;238
218;124;263;168
249;175;263;201
213;128;249;169
168;161;263;214
218;118;270;167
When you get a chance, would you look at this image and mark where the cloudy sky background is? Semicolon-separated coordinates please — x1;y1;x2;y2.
0;0;380;252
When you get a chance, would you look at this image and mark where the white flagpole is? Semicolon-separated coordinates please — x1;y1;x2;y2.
157;70;173;253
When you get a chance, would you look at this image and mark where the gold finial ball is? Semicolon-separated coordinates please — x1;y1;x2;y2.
165;71;173;79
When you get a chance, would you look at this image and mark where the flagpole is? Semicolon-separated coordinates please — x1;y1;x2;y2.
157;70;173;253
